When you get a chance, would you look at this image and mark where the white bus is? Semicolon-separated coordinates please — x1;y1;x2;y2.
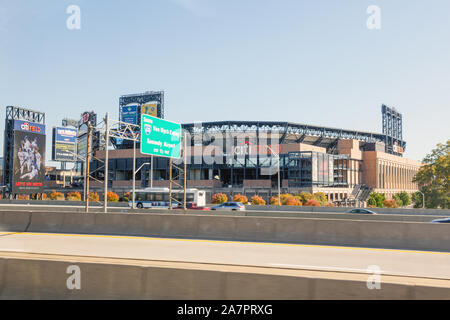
129;188;206;209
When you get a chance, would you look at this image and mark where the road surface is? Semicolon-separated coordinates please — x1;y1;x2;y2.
0;231;449;280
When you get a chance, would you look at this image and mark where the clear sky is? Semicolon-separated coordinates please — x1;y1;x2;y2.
1;0;449;163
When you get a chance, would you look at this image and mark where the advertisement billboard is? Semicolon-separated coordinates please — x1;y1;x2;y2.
141;102;158;118
12;120;46;194
77;134;88;160
121;104;138;124
53;127;78;161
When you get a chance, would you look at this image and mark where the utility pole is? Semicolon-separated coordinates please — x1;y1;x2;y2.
183;132;187;210
103;113;109;213
169;158;173;210
132;139;136;209
85;123;91;213
267;145;281;206
150;155;153;188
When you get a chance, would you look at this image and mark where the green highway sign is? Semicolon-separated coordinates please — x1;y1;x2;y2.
140;114;182;158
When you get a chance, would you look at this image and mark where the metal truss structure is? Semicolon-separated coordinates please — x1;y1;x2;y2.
2;106;46;196
382;104;404;155
117;91;165;150
183;117;407;155
119;91;165;119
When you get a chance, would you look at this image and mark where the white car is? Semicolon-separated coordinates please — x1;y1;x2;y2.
210;202;246;211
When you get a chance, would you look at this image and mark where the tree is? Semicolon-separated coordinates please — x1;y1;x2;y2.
413;140;450;209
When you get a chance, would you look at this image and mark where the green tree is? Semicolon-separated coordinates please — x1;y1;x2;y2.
413;140;450;209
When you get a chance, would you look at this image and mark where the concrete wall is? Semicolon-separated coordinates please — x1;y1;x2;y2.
1;211;450;252
1;253;449;299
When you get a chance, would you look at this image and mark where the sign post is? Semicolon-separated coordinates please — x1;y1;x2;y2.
140;115;182;210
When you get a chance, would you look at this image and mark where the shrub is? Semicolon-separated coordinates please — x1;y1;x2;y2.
49;190;65;201
270;196;279;205
280;194;293;205
251;195;266;205
211;193;228;204
106;192;119;202
411;192;424;208
66;191;81;201
393;194;404;207
368;192;385;208
313;192;328;206
17;194;30;200
296;192;313;203
305;199;321;207
384;199;399;208
88;192;99;202
395;192;411;207
233;194;248;204
285;197;302;206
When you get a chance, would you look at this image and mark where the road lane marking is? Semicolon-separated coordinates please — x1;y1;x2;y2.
2;232;449;256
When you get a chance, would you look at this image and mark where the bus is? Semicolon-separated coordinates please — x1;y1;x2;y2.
129;188;206;209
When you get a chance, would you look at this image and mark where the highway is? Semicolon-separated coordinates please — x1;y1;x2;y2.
1;231;449;280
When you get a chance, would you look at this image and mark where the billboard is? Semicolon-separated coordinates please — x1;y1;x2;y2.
120;104;138;125
52;127;78;161
77;134;88;160
140;115;181;159
12;120;46;194
141;102;158;117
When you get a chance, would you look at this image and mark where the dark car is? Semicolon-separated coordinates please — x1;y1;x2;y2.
431;217;450;223
347;209;377;215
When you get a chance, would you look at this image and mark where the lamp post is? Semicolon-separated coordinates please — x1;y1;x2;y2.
266;146;281;207
418;191;425;209
132;162;151;208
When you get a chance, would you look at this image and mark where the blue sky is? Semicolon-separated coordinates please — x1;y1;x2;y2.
0;0;449;162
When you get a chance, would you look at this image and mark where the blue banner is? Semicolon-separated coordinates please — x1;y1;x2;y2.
55;127;78;144
121;105;138;125
14;120;46;135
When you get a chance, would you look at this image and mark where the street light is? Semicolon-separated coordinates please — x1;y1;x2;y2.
418;191;425;209
266;146;281;207
132;162;151;209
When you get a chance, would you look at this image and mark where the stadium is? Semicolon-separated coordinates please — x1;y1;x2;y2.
86;95;422;206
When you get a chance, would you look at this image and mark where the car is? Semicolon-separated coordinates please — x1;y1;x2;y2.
431;217;450;223
210;202;246;211
347;209;377;215
174;203;210;211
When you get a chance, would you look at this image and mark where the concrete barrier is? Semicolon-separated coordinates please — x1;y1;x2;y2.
0;252;449;299
246;205;450;215
1;211;450;252
0;211;31;232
